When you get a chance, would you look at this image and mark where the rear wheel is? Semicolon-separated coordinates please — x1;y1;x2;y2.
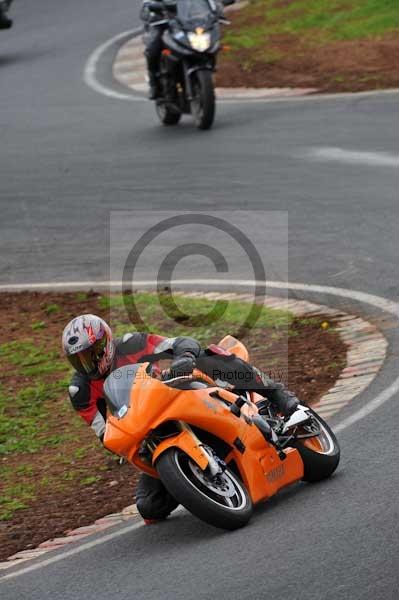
155;101;181;126
190;69;215;130
294;408;340;482
156;448;253;530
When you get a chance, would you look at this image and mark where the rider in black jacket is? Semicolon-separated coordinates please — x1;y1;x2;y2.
141;0;170;99
141;0;227;99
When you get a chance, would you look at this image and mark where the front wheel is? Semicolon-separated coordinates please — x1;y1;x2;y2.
155;101;181;126
156;448;253;530
294;408;340;482
190;69;215;130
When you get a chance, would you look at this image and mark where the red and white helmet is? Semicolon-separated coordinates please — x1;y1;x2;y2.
62;314;115;379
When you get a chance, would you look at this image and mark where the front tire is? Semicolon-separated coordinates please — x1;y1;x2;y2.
156;448;253;530
294;408;340;482
155;101;181;126
190;69;215;130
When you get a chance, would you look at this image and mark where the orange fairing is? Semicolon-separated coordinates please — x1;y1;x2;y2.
152;430;209;470
217;335;249;362
103;363;304;504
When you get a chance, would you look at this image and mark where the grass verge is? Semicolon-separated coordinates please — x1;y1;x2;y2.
217;0;399;92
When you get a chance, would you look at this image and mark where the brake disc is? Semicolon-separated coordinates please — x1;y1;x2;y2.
188;461;236;497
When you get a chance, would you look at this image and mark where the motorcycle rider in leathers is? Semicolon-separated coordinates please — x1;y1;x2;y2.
62;314;298;524
141;0;227;99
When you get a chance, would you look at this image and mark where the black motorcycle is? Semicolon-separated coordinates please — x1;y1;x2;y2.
147;0;233;130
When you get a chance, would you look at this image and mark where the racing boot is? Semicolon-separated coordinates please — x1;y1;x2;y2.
0;2;12;29
247;366;299;417
272;389;299;417
257;385;299;417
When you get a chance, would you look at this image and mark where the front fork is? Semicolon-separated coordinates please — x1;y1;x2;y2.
180;422;221;476
182;60;215;101
151;421;222;476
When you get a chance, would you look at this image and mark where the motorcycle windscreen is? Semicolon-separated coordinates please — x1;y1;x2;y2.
176;0;215;29
103;364;141;419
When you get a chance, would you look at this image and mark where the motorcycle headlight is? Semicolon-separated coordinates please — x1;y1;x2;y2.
188;29;211;52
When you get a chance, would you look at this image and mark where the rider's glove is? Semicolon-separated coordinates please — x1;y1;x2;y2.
170;352;196;377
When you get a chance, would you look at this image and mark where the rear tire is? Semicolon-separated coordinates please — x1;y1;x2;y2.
156;448;252;530
190;69;215;130
294;408;340;482
155;101;181;126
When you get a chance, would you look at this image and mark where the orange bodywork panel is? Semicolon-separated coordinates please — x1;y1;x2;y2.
103;363;304;505
217;335;249;362
152;430;209;470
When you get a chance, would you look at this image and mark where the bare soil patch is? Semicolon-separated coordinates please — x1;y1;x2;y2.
217;21;399;93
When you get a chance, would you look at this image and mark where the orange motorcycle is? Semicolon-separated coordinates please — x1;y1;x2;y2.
103;335;340;530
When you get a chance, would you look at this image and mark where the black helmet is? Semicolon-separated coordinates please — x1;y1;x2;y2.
62;314;115;379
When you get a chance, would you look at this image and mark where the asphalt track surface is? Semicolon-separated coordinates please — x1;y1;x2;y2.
1;1;399;598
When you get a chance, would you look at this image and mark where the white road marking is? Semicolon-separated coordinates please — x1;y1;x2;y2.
0;508;185;582
83;28;143;101
0;520;143;582
334;376;399;433
1;279;398;580
83;30;399;104
303;147;399;167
